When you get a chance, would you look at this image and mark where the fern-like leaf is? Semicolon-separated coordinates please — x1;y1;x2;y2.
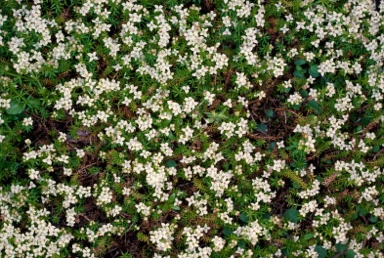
281;169;308;189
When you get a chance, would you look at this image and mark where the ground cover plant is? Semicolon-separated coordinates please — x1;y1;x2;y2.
0;0;384;257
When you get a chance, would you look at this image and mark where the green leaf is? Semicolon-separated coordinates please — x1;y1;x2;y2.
257;123;268;133
314;246;327;258
268;142;276;151
294;70;305;78
345;249;355;258
165;160;177;168
295;59;306;66
351;211;359;220
27;98;41;108
370;215;378;223
283;208;299;223
309;64;320;77
361;116;373;126
303;233;314;240
168;132;176;140
292;103;301;110
265;109;275;118
172;206;180;211
169;193;176;202
358;206;367;216
372;145;380;153
6;100;25;115
217;109;228;120
295;65;305;72
223;228;233;236
238;239;246;249
263;213;271;219
300;90;309;97
239;213;249;223
308;99;322;113
335;243;347;253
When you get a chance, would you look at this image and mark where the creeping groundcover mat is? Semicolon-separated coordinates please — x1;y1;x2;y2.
0;0;384;257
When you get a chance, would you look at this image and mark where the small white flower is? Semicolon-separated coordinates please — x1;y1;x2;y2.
277;141;285;149
280;24;289;34
22;117;33;126
76;149;86;158
88;52;98;62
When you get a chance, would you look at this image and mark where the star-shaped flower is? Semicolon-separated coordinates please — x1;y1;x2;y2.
88;52;98;62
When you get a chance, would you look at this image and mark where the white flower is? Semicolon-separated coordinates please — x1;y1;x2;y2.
287;92;303;105
212;236;225;252
271;160;286;172
28;168;39;180
150;223;175;251
22;117;33;126
88;52;98;62
63;168;72;176
76;149;85;158
122;187;131;196
280;24;289;34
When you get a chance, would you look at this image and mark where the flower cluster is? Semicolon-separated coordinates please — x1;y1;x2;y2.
0;0;383;257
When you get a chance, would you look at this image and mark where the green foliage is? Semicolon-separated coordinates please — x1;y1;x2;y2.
6;100;25;115
283;208;299;223
314;245;327;258
281;170;308;189
0;0;383;257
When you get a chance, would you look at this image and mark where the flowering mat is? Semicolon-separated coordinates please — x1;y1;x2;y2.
0;0;384;257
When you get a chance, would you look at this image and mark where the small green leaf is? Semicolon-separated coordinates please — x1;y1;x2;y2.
303;233;314;240
309;64;320;77
263;213;271;219
335;243;347;253
359;207;368;217
217;109;228;120
308;99;322;113
165;160;177;168
223;228;233;236
168;132;176;140
351;211;359;220
27;98;41;108
292;103;301;110
370;215;378;223
361;116;373;126
257;123;268;133
372;145;380;153
300;90;309;97
172;206;180;211
295;59;306;66
169;193;176;201
295;65;305;72
265;109;275;118
314;245;327;258
345;249;355;258
239;213;249;223
6;100;25;115
283;208;299;223
282;247;289;256
238;239;246;249
294;70;305;78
